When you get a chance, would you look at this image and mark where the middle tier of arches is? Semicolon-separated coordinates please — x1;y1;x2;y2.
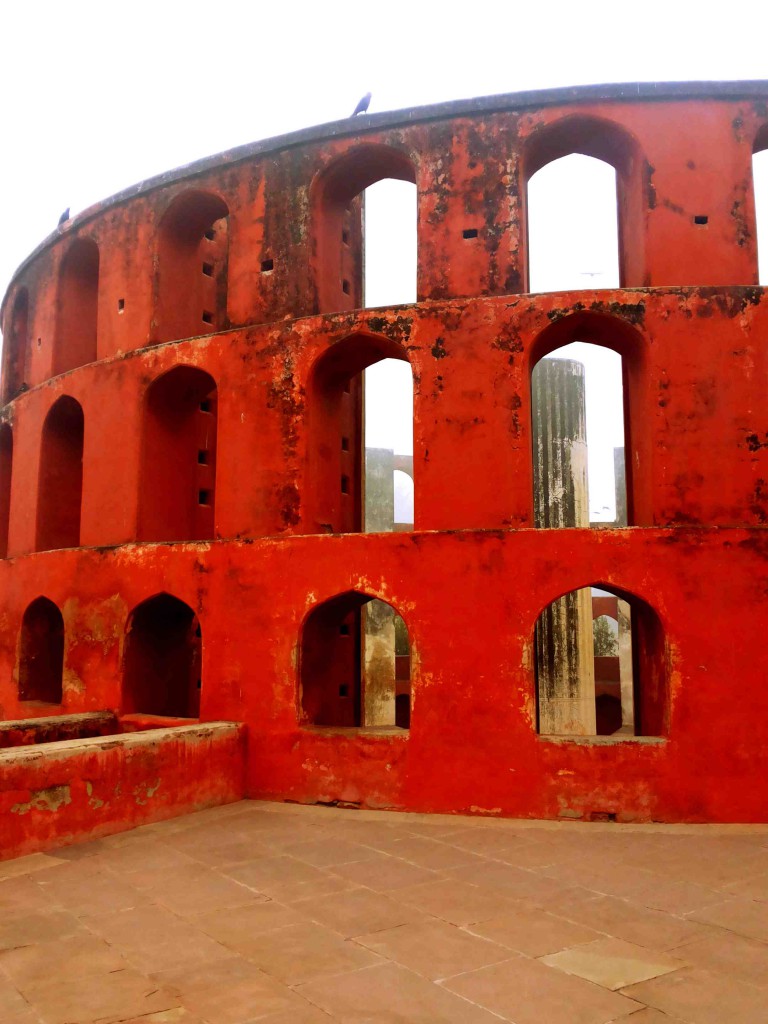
1;289;767;558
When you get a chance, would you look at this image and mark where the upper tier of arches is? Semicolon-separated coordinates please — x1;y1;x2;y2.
4;83;768;399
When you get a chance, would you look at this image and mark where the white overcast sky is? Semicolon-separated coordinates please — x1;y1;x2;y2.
2;0;767;521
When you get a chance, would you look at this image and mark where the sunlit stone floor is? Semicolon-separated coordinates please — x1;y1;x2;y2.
2;800;768;1023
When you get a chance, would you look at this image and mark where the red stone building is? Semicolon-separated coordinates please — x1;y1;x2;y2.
2;81;768;856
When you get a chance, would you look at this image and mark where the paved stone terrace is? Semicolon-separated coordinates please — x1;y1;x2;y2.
2;802;768;1023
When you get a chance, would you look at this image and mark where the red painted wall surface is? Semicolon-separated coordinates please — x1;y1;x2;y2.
0;722;245;859
1;82;768;830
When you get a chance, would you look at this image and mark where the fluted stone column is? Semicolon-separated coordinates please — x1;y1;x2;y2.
533;358;596;735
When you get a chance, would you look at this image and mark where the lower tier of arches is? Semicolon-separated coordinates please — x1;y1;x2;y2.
0;526;765;823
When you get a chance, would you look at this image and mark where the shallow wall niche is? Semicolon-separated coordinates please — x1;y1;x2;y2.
307;332;412;534
153;190;230;343
123;594;201;717
138;366;217;542
522;116;645;289
36;396;84;552
0;423;11;557
535;585;666;738
300;590;411;729
312;145;417;314
54;239;99;375
4;288;29;401
18;597;64;704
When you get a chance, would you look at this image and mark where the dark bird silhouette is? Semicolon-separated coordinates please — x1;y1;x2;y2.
58;207;70;226
351;92;372;116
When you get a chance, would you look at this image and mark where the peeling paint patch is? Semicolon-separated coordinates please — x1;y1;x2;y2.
12;784;72;815
133;778;161;805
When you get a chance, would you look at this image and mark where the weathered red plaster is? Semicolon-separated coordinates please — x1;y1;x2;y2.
1;82;768;847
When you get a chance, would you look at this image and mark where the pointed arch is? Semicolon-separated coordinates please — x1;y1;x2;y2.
36;396;84;551
306;331;412;533
534;582;666;738
18;597;64;704
123;593;201;717
300;589;411;729
54;239;99;374
523;116;646;289
154;190;230;343
138;365;217;542
312;145;417;313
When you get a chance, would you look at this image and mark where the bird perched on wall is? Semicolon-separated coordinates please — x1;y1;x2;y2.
58;208;70;226
351;92;372;116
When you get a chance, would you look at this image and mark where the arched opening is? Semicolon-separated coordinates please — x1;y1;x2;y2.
535;585;665;738
123;594;201;717
393;467;415;530
18;597;64;704
4;288;29;401
0;423;12;557
138;366;217;542
532;344;627;528
752;127;768;284
154;190;230;344
530;312;647;529
308;332;413;534
54;239;99;375
300;590;411;729
523;117;644;290
36;396;84;552
312;145;417;315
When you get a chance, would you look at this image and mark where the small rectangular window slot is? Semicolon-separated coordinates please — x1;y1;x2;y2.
343;383;351;395
197;449;209;465
198;489;211;506
342;279;351;295
199;399;211;413
202;262;214;277
694;215;708;225
197;679;202;689
341;436;350;452
463;228;478;239
341;475;350;495
261;258;274;272
201;310;214;325
117;298;125;312
339;684;349;698
339;624;350;636
204;229;216;241
342;229;350;245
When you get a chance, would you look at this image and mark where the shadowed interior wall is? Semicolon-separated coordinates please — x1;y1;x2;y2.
138;366;217;542
53;240;99;375
123;594;201;717
154;191;229;344
36;396;83;552
18;597;64;704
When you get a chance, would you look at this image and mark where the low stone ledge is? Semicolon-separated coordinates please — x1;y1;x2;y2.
0;721;246;860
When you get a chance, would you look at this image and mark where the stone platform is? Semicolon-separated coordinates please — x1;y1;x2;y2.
2;801;768;1023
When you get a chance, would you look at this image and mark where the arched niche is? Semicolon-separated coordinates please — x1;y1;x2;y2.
307;331;413;534
529;311;648;527
18;596;64;704
137;365;217;543
154;190;230;343
312;145;417;314
36;396;84;552
54;239;99;375
0;423;12;557
123;593;201;717
300;590;411;729
4;288;29;401
534;583;666;739
523;116;645;289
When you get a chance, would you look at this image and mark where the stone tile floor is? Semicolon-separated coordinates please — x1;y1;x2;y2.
2;801;768;1023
